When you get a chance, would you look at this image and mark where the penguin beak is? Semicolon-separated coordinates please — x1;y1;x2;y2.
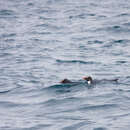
83;77;88;80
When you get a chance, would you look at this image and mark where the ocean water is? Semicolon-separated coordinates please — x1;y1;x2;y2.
0;0;130;129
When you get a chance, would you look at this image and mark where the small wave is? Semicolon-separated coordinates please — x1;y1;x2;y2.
46;0;65;5
71;37;88;41
102;39;129;49
69;13;95;20
36;23;49;28
42;96;84;107
43;82;84;94
36;23;64;30
0;101;26;108
56;59;100;65
0;52;10;57
80;104;118;111
117;13;130;17
0;33;16;38
123;22;130;26
0;9;17;19
12;124;52;130
62;120;91;130
110;25;121;30
31;31;51;35
93;127;107;130
113;39;127;43
88;40;103;44
46;84;75;90
27;3;34;6
116;60;126;64
0;9;14;16
106;113;130;120
39;16;55;20
0;90;11;94
36;6;58;14
105;25;130;33
4;39;15;43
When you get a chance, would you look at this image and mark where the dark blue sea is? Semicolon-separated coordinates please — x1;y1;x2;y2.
0;0;130;129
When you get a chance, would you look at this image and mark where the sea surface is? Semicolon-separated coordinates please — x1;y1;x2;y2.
0;0;130;130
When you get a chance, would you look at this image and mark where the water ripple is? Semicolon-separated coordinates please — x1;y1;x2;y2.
56;59;101;65
79;104;118;111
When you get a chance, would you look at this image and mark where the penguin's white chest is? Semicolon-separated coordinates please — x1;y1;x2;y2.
88;81;91;84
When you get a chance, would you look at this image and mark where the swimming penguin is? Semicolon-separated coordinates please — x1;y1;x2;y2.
83;76;93;84
60;77;93;84
60;79;72;84
60;76;118;85
83;76;118;84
